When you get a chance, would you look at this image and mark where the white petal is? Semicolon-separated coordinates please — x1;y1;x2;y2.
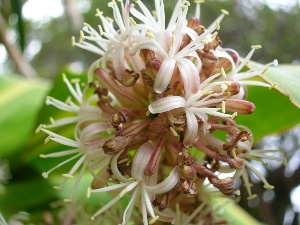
153;58;176;94
131;141;155;181
146;166;180;194
149;96;186;114
183;110;199;145
177;58;200;97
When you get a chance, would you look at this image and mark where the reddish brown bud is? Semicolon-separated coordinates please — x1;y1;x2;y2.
120;69;139;87
145;57;162;79
109;108;134;130
91;168;110;189
211;81;240;96
187;17;200;28
210;177;234;196
219;99;256;114
180;165;197;181
140;49;156;63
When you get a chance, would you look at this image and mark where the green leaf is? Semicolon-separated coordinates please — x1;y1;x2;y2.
248;61;300;109
236;86;300;142
214;197;264;225
0;75;50;157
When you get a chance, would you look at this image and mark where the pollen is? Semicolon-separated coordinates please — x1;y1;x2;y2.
146;32;155;39
221;68;227;78
62;174;74;179
149;216;160;224
221;9;229;15
251;45;262;49
129;17;137;26
71;36;75;47
247;194;257;200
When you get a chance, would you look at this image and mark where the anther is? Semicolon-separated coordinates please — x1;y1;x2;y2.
44;136;52;144
222;101;226;113
283;157;288;167
146;32;155;39
53;186;61;190
247;194;257;200
63;198;72;203
170;127;178;137
87;187;91;199
129;17;137;26
62;174;74;179
39;154;47;158
194;0;204;3
71;36;75;47
216;21;220;30
221;9;229;15
263;185;274;190
231;112;238;119
251;45;262;49
221;68;227;78
35;124;43;133
149;216;160;224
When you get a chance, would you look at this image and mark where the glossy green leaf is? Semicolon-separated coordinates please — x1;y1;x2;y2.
248;61;300;108
214;197;264;225
236;86;300;142
0;75;50;157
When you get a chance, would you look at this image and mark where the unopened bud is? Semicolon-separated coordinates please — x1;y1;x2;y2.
145;57;162;81
187;17;200;28
91;168;110;189
218;99;255;114
140;49;156;63
120;70;139;87
180;165;197;181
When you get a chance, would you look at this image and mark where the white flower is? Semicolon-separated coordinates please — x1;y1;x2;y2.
89;141;180;225
149;73;231;145
38;125;112;201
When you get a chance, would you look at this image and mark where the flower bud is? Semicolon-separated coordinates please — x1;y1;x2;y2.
145;57;162;81
140;49;156;63
180;165;197;181
219;99;256;114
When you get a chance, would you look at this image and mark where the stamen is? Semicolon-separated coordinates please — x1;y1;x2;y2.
35;124;43;133
87;187;91;198
49;117;55;124
216;20;220;30
283;157;288;167
39;154;47;158
129;17;137;26
172;34;175;47
251;45;262;49
170;127;178;136
71;36;75;47
221;9;229;15
63;198;72;203
95;9;102;17
222;101;226;113
45;135;52;144
149;216;160;224
79;30;85;43
53;186;61;190
221;67;227;78
185;1;190;6
96;26;103;36
247;194;257;200
231;112;238;119
146;32;155;39
62;174;74;179
269;82;277;89
180;5;187;9
194;0;205;3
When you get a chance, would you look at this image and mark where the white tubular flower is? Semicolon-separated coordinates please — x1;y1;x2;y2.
89;141;180;225
149;74;231;145
214;46;278;90
43;74;105;129
38;125;111;201
72;0;144;82
131;0;229;96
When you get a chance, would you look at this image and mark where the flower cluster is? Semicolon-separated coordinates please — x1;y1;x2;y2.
38;0;284;224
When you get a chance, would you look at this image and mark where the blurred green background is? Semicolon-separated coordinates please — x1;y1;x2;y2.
0;0;300;224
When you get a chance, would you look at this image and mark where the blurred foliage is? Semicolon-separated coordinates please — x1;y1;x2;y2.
1;0;300;225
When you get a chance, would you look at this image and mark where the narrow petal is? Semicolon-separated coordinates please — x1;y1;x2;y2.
153;58;176;93
149;96;186;114
183;110;199;145
146;166;180;194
